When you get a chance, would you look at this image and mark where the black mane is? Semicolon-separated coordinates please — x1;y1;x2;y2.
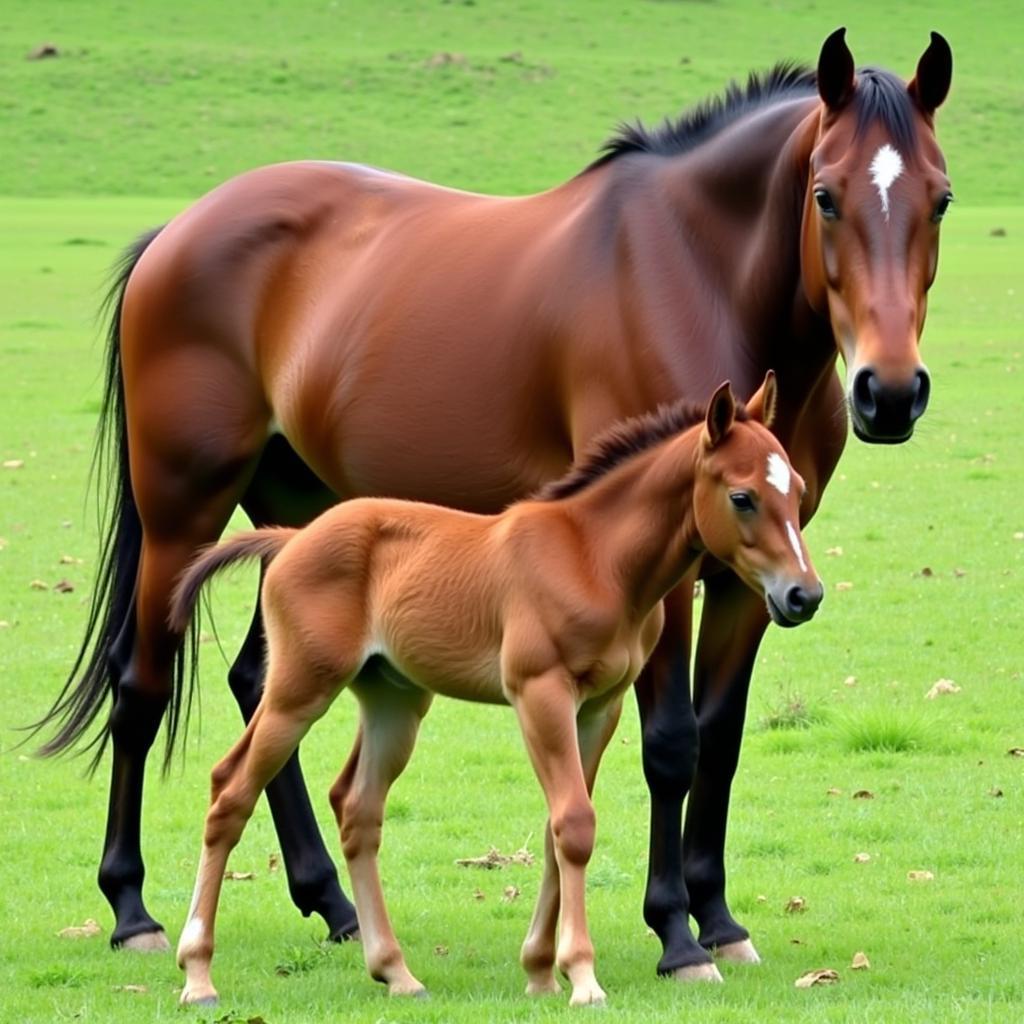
535;399;749;502
588;61;918;169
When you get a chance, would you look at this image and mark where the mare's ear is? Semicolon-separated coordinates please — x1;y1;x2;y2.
817;27;855;111
746;370;778;429
703;381;736;449
908;31;952;115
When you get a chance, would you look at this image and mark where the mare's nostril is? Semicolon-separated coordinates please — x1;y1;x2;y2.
851;367;878;419
910;367;931;421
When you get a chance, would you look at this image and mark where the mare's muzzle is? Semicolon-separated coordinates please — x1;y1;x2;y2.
850;366;930;444
766;581;823;629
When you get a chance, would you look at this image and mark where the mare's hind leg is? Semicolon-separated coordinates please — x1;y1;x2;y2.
228;592;358;938
100;362;268;949
520;699;622;999
684;572;769;963
102;530;243;950
178;659;342;1006
328;673;433;997
224;439;358;940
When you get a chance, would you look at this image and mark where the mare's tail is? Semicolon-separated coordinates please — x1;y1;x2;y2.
169;529;297;635
27;227;163;772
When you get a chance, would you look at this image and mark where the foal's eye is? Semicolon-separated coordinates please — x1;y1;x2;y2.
932;192;953;223
729;492;755;513
813;187;839;220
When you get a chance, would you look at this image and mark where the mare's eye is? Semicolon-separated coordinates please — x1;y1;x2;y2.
814;187;839;220
729;492;755;513
932;192;953;223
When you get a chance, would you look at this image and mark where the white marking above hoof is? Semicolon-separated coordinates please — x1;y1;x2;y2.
121;930;171;953
714;938;762;964
568;980;607;1006
671;961;724;983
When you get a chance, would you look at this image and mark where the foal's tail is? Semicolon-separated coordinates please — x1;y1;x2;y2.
27;227;162;772
169;529;298;635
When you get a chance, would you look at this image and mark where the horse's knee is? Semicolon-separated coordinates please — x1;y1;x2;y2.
339;796;382;861
642;709;699;799
551;801;596;868
107;674;169;755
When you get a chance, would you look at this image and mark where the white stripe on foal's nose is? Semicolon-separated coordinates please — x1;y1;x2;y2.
785;520;807;573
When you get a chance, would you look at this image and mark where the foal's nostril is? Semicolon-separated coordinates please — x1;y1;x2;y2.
784;583;822;621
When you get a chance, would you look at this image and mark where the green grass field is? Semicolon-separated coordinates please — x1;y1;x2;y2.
1;2;1022;1022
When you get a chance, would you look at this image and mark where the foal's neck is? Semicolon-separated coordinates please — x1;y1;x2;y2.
563;431;703;614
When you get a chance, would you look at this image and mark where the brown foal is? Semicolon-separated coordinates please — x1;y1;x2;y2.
171;376;822;1006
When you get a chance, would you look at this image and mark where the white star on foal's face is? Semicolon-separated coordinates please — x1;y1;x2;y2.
766;452;791;496
869;144;904;222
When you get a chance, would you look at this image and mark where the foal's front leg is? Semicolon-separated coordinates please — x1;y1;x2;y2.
511;668;604;1006
520;699;622;998
329;676;433;997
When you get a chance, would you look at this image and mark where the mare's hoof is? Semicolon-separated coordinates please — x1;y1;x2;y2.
120;930;171;953
671;962;723;983
714;938;761;964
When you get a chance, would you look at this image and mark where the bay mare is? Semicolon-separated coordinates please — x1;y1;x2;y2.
171;380;821;1006
34;28;952;976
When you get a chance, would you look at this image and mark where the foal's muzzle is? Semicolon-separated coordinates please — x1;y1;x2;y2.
766;581;823;628
849;366;930;444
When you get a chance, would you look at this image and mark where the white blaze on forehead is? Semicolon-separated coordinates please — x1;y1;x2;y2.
869;143;904;221
766;452;791;496
786;521;808;573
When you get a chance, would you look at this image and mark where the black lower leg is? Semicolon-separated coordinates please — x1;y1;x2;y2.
98;681;168;947
229;598;358;939
684;574;764;951
636;631;710;975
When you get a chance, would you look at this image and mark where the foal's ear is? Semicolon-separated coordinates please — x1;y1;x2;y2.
747;370;778;430
908;31;952;116
817;27;855;111
704;380;736;449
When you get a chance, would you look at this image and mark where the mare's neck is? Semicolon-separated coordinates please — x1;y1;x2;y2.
562;431;703;615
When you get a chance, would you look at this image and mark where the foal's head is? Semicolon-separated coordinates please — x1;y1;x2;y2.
694;375;823;627
802;28;952;443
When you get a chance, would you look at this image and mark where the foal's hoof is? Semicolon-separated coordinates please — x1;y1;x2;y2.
120;929;171;953
525;973;562;996
714;938;761;964
387;979;428;998
179;985;219;1007
671;962;723;983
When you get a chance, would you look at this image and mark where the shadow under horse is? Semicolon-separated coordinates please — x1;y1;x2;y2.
33;27;951;977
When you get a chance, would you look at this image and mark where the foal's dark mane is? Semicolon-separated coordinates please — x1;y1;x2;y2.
586;61;917;171
536;399;749;502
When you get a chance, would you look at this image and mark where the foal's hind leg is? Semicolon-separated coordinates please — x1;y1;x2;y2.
178;662;342;1005
520;698;622;999
328;674;433;997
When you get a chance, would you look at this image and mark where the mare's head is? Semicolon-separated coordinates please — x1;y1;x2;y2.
695;374;823;627
802;28;952;443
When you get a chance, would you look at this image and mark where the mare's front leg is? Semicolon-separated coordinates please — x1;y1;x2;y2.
684;570;769;962
227;592;358;940
512;668;604;1006
634;586;722;980
520;699;622;999
328;675;433;997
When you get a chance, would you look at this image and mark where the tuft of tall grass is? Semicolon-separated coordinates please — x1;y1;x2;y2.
757;690;825;731
834;708;934;754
